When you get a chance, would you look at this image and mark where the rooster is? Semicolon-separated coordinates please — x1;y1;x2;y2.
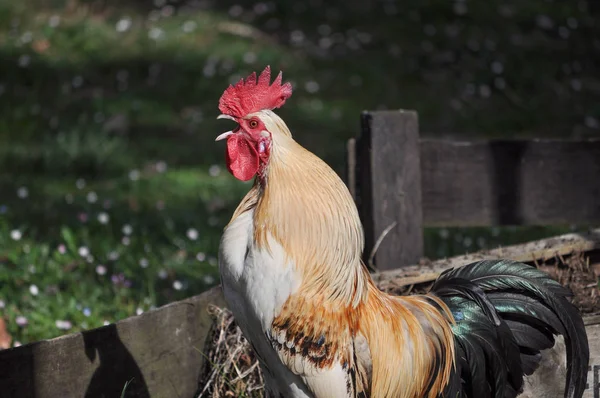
215;66;589;398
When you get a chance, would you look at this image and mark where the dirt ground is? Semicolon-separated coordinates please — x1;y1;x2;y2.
379;251;600;316
537;250;600;315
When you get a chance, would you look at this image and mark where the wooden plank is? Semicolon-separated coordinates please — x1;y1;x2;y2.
420;138;600;226
0;286;225;398
518;320;600;397
582;323;600;398
357;110;424;270
524;320;600;398
346;138;357;201
373;228;600;288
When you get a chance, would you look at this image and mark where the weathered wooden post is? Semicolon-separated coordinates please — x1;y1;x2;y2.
350;110;424;271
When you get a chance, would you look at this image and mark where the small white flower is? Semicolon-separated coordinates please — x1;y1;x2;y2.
304;81;320;94
29;285;39;296
97;212;109;224
122;236;130;246
438;228;449;239
243;51;257;64
72;75;83;88
55;320;72;330
76;178;86;189
115;18;132;33
158;269;168;279
14;341;22;347
83;308;91;317
173;280;183;291
78;246;90;257
182;20;196;33
48;15;60;28
86;191;98;203
0;300;5;309
18;55;30;67
139;258;149;268
208;165;221;177
21;32;33;43
136;307;144;315
202;275;215;285
196;252;206;262
128;169;140;181
103;320;110;326
10;229;22;241
148;27;164;40
186;228;199;241
16;316;28;327
17;187;29;199
96;265;107;275
122;224;133;235
108;251;119;261
155;161;167;173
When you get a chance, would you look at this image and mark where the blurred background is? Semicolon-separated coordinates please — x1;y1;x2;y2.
0;0;598;347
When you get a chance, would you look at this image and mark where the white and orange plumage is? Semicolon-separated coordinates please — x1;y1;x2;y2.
215;66;589;398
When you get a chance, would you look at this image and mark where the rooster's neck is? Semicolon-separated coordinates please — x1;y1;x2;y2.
250;124;369;308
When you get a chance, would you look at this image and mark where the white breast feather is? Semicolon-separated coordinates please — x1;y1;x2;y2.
218;209;312;397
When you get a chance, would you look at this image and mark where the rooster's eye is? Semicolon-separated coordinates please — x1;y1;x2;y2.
249;120;259;129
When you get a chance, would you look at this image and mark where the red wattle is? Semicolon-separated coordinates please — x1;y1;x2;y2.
225;134;259;181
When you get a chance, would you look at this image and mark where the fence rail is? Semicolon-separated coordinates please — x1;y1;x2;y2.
348;110;600;270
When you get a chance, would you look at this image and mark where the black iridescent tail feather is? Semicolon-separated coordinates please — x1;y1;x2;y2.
431;259;589;398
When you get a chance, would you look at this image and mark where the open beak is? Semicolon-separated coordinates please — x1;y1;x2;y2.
215;131;234;141
216;114;237;141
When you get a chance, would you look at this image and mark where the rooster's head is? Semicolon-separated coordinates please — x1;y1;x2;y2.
216;66;293;181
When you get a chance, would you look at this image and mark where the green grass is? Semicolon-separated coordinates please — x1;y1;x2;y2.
0;165;250;344
0;0;598;346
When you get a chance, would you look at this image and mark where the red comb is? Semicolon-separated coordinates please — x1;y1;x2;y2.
218;66;293;118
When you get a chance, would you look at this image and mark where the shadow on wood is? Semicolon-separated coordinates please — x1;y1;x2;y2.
83;324;149;398
0;287;226;398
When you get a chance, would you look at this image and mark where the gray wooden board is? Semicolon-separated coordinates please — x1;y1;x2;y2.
373;228;600;286
357;110;424;270
0;287;225;398
582;321;600;398
420;138;600;226
348;137;600;227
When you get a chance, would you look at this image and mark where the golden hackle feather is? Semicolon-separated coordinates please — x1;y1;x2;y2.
226;110;456;397
253;110;367;309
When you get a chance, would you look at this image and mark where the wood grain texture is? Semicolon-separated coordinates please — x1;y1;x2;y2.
357;110;424;270
0;286;225;398
373;228;600;287
522;321;600;398
420;138;600;226
346;137;357;201
582;322;600;398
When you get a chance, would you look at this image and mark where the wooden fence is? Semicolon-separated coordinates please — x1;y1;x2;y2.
0;109;599;397
348;110;600;270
